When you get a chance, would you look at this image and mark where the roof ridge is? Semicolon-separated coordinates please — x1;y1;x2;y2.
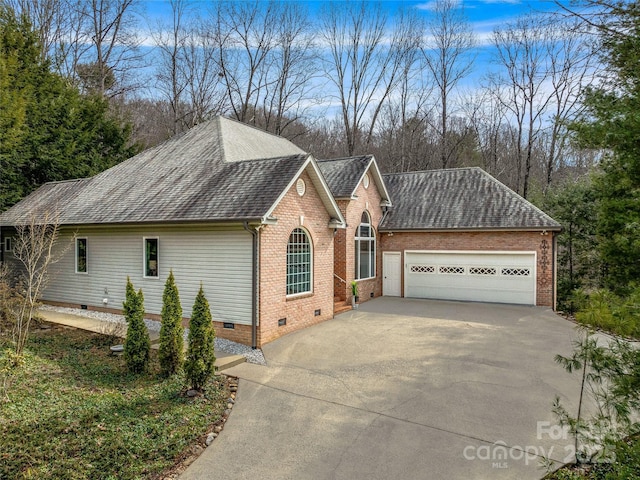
317;155;372;163
382;167;480;177
230;153;309;164
215;116;225;162
218;115;306;145
39;177;92;186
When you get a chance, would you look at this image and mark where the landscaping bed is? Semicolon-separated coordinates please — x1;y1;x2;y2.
0;324;232;479
545;434;640;480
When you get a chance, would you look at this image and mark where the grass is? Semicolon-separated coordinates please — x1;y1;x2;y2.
0;325;229;480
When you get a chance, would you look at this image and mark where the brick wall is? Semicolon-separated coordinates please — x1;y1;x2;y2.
379;231;556;307
334;170;384;304
257;169;335;346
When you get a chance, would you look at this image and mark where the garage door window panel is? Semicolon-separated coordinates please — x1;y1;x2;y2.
411;265;435;273
355;212;375;280
502;267;530;276
439;266;465;274
469;267;497;275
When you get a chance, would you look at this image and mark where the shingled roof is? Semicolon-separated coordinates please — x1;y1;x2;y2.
379;168;561;231
0;117;344;226
317;155;391;205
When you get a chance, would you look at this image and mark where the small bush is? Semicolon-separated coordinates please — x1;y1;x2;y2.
123;277;150;374
576;286;640;339
185;285;215;391
159;270;184;376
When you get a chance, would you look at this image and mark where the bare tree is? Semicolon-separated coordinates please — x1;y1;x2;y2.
10;214;61;357
376;9;433;173
77;0;143;97
49;1;88;82
5;0;68;61
151;0;190;135
319;1;421;156
181;16;227;126
461;87;508;177
489;13;596;197
490;14;555;198
212;0;279;124
422;0;475;169
259;2;318;137
543;18;596;189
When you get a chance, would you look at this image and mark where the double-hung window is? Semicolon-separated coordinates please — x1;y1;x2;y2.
355;211;375;280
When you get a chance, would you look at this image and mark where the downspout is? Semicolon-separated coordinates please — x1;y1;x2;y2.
380;206;390;225
243;221;258;349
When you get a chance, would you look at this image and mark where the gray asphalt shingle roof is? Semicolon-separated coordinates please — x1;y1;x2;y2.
317;156;373;198
0;118;558;233
0;117;309;226
379;168;561;231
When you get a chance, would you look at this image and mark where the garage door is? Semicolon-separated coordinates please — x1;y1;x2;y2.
404;251;536;305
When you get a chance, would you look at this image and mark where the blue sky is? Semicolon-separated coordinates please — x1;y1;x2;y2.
141;0;564;38
136;0;569;114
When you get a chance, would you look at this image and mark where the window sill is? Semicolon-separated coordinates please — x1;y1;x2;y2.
354;276;376;282
286;292;313;301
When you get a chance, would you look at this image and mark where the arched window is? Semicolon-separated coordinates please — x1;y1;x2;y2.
286;228;312;295
355;211;375;279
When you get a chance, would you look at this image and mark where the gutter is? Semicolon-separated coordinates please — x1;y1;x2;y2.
377;227;563;233
243;221;259;349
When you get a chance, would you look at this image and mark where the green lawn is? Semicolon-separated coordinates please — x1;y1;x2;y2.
0;325;229;479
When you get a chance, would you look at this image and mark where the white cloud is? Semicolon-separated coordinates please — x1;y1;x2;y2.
478;0;522;4
415;0;463;11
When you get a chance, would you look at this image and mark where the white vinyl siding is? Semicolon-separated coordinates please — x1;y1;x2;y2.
404;251;536;306
43;226;253;324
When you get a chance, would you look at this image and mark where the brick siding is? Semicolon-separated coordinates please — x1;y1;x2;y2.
257;169;335;346
334;169;384;304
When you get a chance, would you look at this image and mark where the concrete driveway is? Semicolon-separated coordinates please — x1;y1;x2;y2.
181;298;582;480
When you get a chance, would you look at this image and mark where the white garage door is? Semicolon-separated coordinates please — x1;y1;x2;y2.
404;251;536;305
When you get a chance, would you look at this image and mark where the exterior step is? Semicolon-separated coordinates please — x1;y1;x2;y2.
215;354;246;371
334;301;352;315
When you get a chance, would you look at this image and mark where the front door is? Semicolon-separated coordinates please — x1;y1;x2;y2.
383;252;401;296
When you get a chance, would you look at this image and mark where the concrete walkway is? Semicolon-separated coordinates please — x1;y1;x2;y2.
181;298;582;480
39;309;245;371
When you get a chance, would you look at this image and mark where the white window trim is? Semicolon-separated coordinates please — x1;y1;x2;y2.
286;227;313;297
143;237;160;279
355;213;376;280
75;237;88;274
4;237;13;252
